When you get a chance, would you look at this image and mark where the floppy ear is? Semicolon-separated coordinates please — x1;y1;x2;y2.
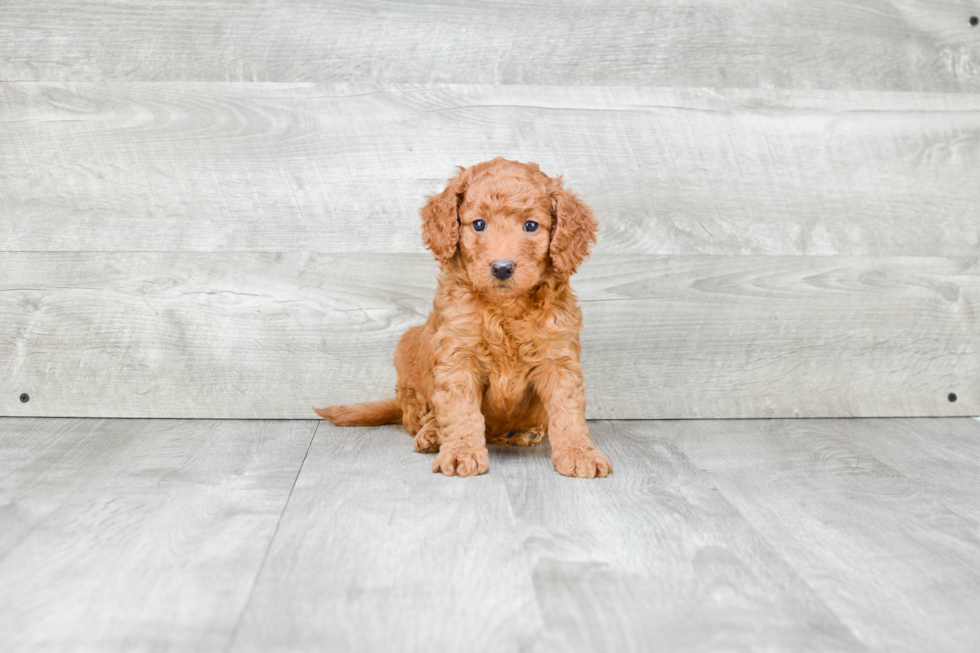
420;167;466;264
549;178;598;275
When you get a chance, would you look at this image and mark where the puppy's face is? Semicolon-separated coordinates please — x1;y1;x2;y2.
457;176;554;298
420;158;597;287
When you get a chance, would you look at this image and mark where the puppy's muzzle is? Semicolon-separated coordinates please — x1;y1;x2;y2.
491;260;516;280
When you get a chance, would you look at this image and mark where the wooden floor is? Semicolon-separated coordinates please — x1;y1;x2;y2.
1;417;978;652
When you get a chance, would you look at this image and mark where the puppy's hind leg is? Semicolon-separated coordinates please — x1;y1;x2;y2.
412;410;441;453
486;426;546;447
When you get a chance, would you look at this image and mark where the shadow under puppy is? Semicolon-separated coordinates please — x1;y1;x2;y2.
316;158;612;478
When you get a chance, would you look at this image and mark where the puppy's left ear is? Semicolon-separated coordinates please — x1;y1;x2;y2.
549;178;597;275
420;167;466;264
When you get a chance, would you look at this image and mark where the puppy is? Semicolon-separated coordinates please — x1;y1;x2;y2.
316;158;612;478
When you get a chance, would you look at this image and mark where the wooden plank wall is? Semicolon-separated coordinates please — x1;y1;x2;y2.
1;0;978;419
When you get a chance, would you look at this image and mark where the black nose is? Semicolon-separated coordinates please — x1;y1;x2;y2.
491;260;516;280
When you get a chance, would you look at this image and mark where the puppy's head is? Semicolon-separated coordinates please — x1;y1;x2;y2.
421;158;597;296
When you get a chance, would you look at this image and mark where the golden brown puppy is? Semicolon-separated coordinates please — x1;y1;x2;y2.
315;158;612;478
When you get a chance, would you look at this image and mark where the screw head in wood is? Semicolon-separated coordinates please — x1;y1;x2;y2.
948;393;957;402
20;393;30;403
971;16;979;26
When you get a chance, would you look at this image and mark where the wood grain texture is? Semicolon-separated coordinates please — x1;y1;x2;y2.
236;418;980;651
2;83;979;256
2;1;979;91
830;418;980;522
230;422;542;652
231;421;861;652
671;418;980;652
3;417;979;651
1;252;976;419
490;421;865;652
577;255;979;419
0;417;316;652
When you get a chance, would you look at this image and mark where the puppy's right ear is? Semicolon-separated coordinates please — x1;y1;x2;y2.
420;167;466;264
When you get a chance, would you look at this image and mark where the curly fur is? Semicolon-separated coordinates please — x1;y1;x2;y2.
315;158;611;478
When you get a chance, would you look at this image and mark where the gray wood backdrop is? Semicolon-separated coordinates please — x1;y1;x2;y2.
1;0;978;419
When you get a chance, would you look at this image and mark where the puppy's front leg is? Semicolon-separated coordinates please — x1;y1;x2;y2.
430;364;489;477
534;354;613;478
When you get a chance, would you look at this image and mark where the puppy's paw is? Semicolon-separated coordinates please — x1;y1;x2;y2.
432;444;489;477
552;446;613;478
413;427;440;453
486;427;546;447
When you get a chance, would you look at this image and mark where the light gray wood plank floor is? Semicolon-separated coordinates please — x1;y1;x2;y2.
1;417;979;652
0;418;317;652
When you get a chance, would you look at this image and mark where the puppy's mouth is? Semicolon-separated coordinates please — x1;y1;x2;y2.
490;278;530;297
487;272;514;290
484;275;516;293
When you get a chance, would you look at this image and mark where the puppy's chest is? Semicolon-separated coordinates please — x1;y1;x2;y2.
478;319;540;400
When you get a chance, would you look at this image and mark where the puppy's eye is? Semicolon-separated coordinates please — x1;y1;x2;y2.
523;221;539;233
472;219;486;232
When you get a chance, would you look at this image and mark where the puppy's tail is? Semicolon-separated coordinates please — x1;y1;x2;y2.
313;397;402;426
